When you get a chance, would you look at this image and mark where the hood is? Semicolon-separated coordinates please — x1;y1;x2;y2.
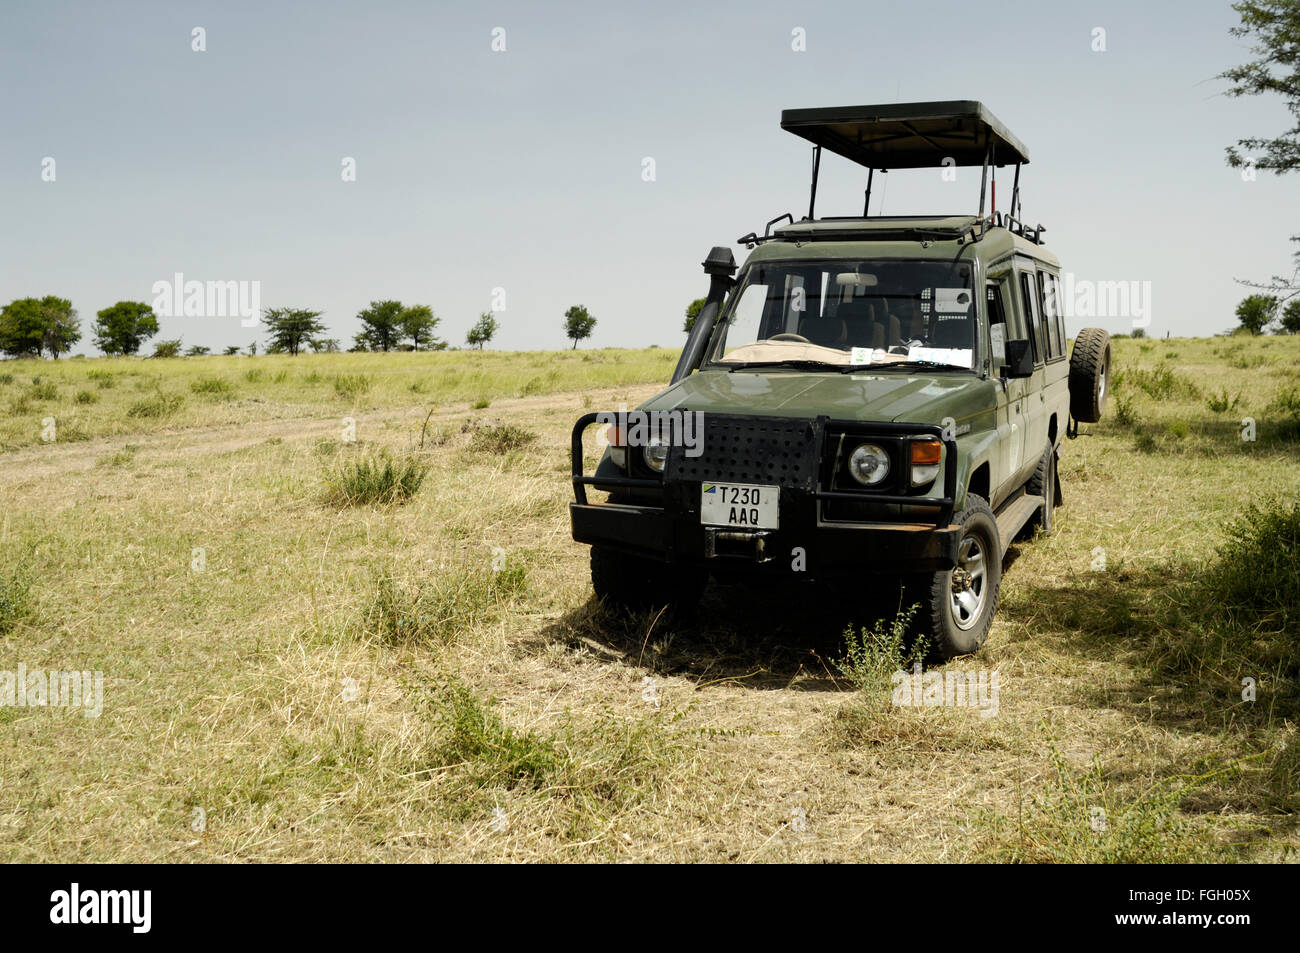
639;366;995;426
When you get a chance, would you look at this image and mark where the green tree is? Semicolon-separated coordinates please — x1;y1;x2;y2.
92;301;159;355
186;345;211;356
0;298;44;357
0;296;80;358
1221;1;1300;175
355;300;405;352
309;337;341;353
1279;299;1300;334
263;307;326;356
152;338;183;358
1235;294;1278;335
223;345;241;355
466;312;498;349
683;297;707;333
246;341;258;356
564;305;596;349
400;304;445;351
1222;2;1300;306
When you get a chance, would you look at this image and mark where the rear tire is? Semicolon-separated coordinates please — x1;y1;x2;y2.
1069;328;1111;423
590;546;706;616
919;495;1001;660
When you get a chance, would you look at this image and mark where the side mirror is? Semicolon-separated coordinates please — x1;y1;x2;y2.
1001;339;1034;378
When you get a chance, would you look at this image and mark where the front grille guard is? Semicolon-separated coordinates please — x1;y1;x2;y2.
570;412;958;527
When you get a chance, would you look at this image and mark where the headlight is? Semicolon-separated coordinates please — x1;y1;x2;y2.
643;440;668;473
848;443;890;486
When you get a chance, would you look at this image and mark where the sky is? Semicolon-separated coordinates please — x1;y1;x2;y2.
1;0;1296;355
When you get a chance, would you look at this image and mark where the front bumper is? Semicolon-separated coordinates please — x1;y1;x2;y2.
571;500;961;573
569;411;962;575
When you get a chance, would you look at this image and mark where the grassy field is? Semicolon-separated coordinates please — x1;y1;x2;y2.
0;335;1297;862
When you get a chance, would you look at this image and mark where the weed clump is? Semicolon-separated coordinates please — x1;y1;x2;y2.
323;451;428;506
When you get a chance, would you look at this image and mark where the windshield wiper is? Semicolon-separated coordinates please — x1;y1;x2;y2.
723;360;843;372
839;360;970;373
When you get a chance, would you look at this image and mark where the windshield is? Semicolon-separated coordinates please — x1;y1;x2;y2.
708;258;978;370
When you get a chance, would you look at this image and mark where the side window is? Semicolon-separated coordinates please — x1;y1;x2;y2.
985;281;1008;370
1049;274;1065;357
1036;272;1057;359
1018;270;1043;365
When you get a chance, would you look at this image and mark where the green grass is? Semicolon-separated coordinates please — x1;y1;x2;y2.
125;391;184;418
0;349;679;450
970;744;1225;863
189;376;234;396
333;374;372;399
364;561;527;645
0;561;33;636
322;451;429;506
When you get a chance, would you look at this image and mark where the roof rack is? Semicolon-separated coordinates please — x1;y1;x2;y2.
737;212;1047;249
775;100;1037;233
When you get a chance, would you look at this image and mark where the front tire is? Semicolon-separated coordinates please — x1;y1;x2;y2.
590;546;706;616
920;495;1001;660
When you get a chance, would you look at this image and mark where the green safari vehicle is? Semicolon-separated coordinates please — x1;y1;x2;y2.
569;101;1111;659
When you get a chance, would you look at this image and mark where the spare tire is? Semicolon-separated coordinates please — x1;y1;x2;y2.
1069;328;1111;423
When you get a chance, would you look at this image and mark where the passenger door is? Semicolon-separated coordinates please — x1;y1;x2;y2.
1013;260;1047;481
985;278;1024;503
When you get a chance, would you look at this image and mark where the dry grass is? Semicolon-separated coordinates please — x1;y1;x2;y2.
0;336;1298;862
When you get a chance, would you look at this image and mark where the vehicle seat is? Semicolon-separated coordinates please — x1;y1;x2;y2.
833;298;880;350
799;313;846;348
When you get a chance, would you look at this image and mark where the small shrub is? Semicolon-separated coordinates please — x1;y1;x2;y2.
471;398;491;409
0;563;33;636
73;390;97;405
365;561;527;645
469;424;536;454
1227;352;1269;370
834;606;924;705
431;677;562;791
1113;393;1137;427
272;369;289;384
1206;390;1241;413
126;391;184;418
323;451;428;506
190;376;233;395
303;371;323;384
244;368;264;383
29;383;58;401
1126;364;1200;401
1206;499;1300;633
0;374;13;385
1166;420;1189;439
333;374;372;399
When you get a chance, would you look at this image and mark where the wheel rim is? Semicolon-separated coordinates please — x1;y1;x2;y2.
1097;356;1108;403
949;533;989;630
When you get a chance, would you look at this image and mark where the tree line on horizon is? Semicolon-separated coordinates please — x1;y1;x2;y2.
0;296;598;359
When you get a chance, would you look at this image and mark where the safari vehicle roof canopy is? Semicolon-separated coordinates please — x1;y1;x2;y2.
757;100;1042;244
780;100;1029;169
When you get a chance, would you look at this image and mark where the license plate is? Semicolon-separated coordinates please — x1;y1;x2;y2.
699;483;779;529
